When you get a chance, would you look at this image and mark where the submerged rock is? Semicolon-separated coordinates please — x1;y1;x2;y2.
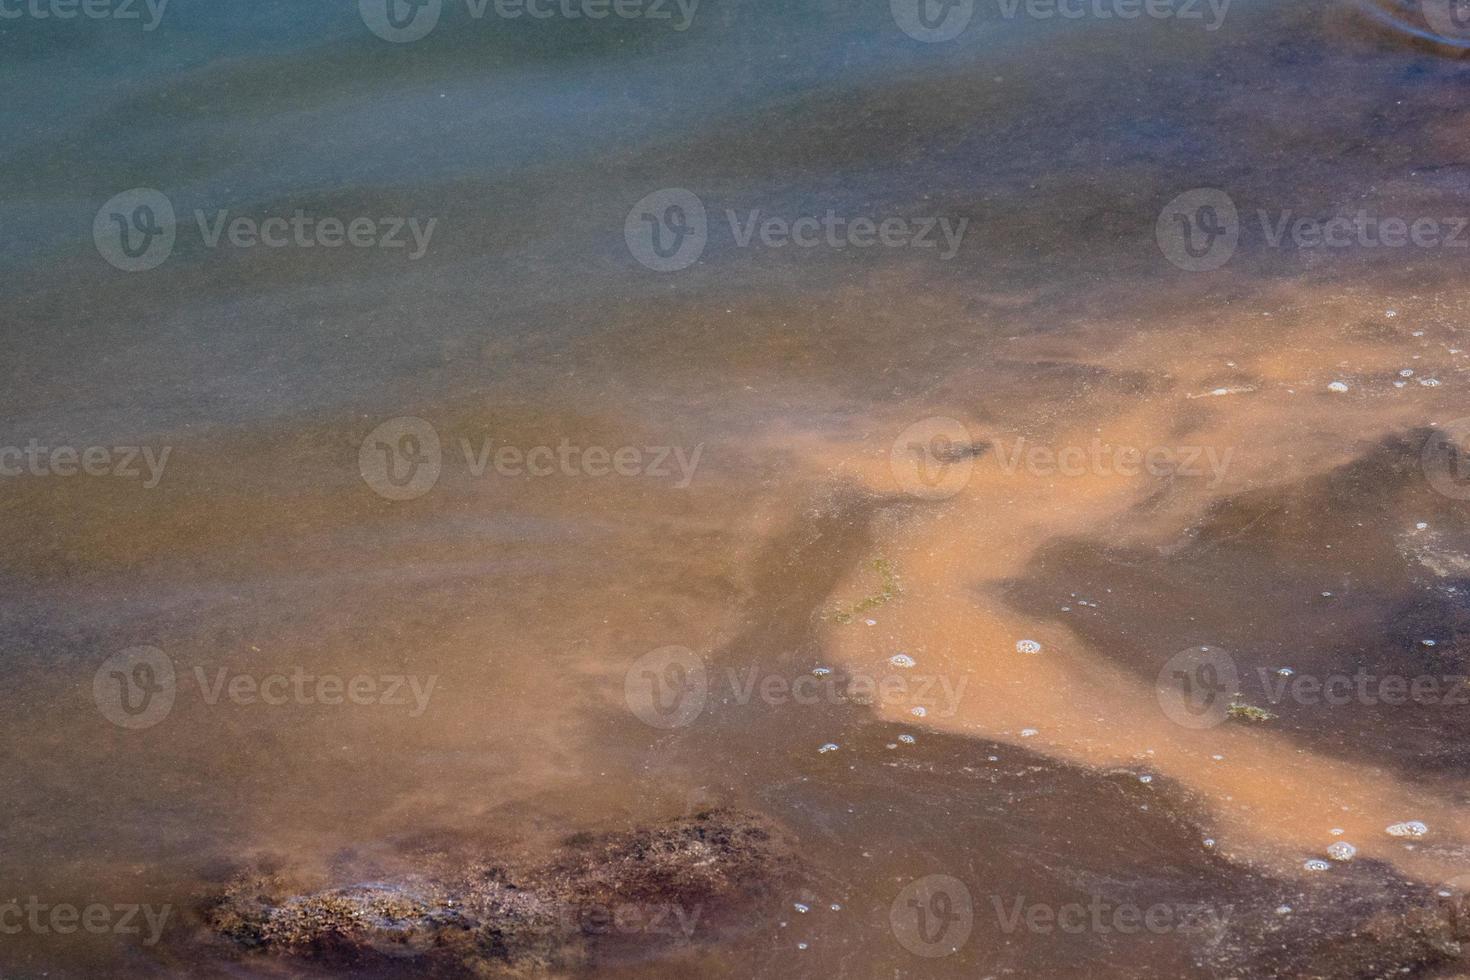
199;809;795;975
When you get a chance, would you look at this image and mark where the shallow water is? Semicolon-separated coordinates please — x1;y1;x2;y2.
5;0;1470;976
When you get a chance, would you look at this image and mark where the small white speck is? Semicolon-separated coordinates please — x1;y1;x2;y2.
910;706;927;718
1422;639;1437;647
1277;667;1295;677
796;942;808;950
1330;828;1344;836
812;667;831;677
1327;381;1350;393
818;743;840;754
1211;754;1224;761
1416;522;1428;530
1400;369;1414;377
830;903;842;911
1139;775;1153;784
1276;905;1293;914
1203;838;1216;848
898;734;916;744
864;619;877;626
1386;309;1398;317
793;903;809;913
1020;728;1038;737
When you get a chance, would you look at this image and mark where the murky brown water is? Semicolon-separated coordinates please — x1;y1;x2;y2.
5;0;1470;976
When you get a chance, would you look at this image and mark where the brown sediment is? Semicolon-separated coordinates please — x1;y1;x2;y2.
198;809;795;975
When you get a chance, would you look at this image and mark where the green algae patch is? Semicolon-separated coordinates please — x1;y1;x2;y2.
829;558;901;624
1227;700;1275;723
